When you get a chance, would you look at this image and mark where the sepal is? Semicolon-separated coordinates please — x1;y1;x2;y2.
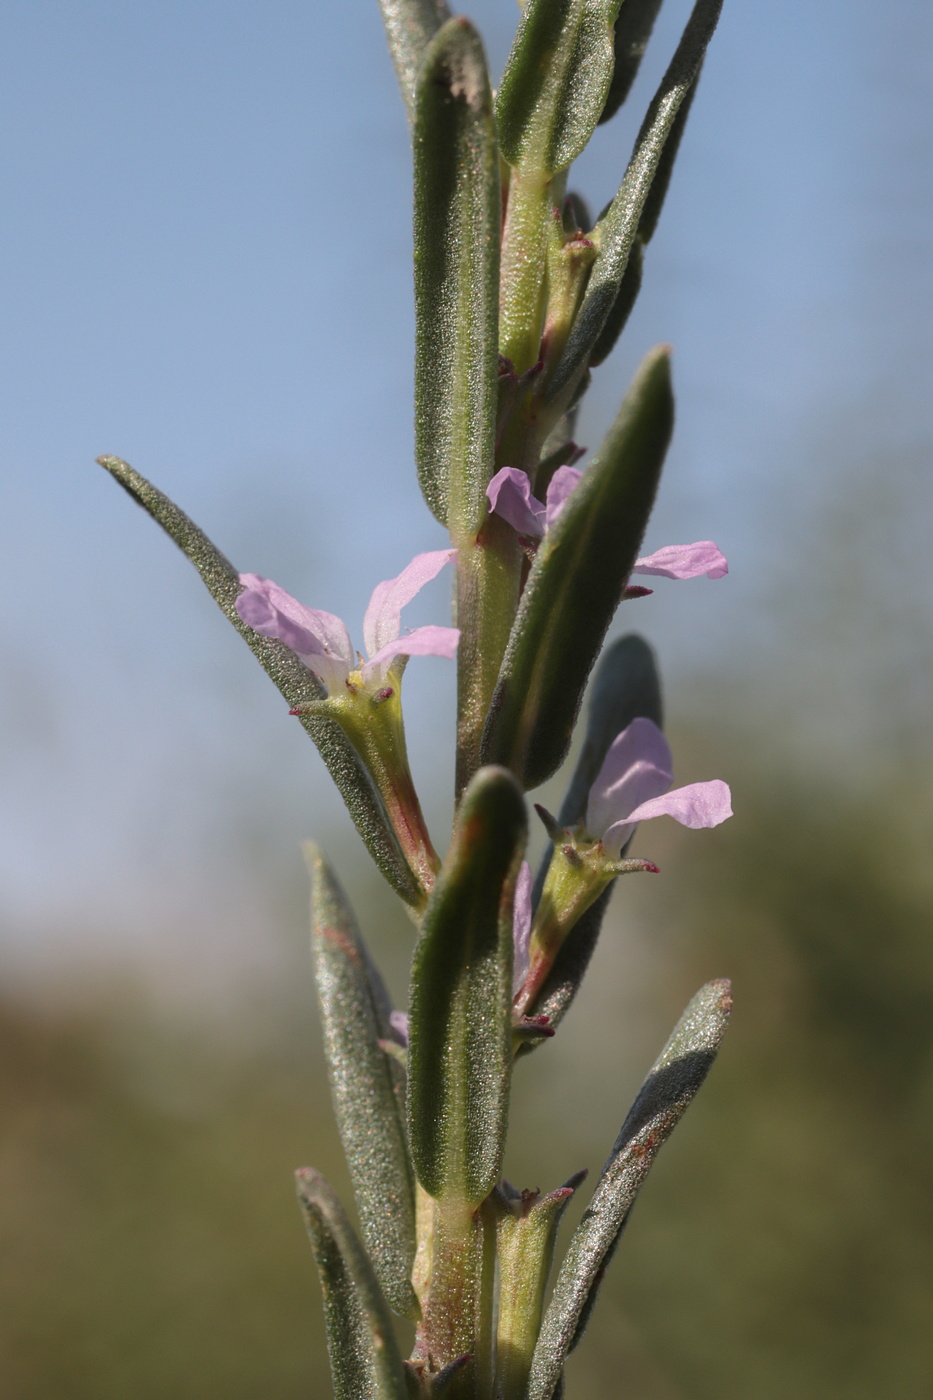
495;1172;587;1400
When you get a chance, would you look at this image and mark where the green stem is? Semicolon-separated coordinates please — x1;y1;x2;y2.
455;516;523;797
416;1197;485;1396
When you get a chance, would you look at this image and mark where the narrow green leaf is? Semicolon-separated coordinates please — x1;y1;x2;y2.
497;0;624;178
308;845;418;1320
597;0;664;126
638;70;701;244
378;0;451;126
98;456;421;907
546;0;723;403
414;19;499;537
408;767;526;1206
479;347;673;789
527;980;733;1400
296;1168;409;1400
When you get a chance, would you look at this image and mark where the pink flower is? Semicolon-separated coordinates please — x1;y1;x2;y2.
486;466;728;579
486;466;584;539
236;550;460;695
586;716;732;858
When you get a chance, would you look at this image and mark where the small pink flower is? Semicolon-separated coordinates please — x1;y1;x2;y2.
586;716;732;858
486;467;728;579
236;550;459;694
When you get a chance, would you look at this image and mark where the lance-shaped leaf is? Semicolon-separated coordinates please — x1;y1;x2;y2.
546;0;723;403
308;845;418;1320
98;456;421;906
480;347;673;790
597;0;664;126
497;0;624;178
521;635;663;1047
378;0;451;126
526;980;732;1400
414;19;499;538
296;1168;409;1400
408;767;526;1206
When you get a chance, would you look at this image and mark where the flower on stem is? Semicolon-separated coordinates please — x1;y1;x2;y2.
236;549;460;695
514;718;732;1015
235;550;459;900
586;716;732;856
486;466;728;579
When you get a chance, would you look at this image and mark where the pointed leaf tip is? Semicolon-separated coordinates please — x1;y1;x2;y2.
98;455;421;906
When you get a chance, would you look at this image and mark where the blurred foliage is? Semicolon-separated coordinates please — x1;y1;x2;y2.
2;750;932;1398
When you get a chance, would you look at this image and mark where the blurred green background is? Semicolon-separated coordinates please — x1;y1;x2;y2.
2;0;932;1396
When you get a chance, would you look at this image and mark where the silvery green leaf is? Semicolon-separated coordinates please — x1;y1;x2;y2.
497;0;625;178
98;456;422;907
308;845;418;1320
637;70;701;244
587;233;643;368
597;0;664;125
479;347;673;790
546;0;723;403
378;0;451;126
414;19;499;537
527;980;733;1400
408;767;526;1207
296;1169;409;1400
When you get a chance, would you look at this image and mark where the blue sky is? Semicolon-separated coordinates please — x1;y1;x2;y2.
1;1;930;984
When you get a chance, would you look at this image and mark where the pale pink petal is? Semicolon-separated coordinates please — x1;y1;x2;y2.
632;541;729;580
543;466;584;531
389;1010;409;1046
361;624;460;686
486;467;546;539
586;717;673;844
512;860;533;994
236;573;353;692
363;549;456;658
625;780;733;828
603;780;732;856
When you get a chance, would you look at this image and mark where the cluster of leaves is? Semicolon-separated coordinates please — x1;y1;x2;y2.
99;1;733;1397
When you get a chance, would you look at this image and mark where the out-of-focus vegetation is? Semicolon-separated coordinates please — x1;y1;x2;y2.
2;747;931;1398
